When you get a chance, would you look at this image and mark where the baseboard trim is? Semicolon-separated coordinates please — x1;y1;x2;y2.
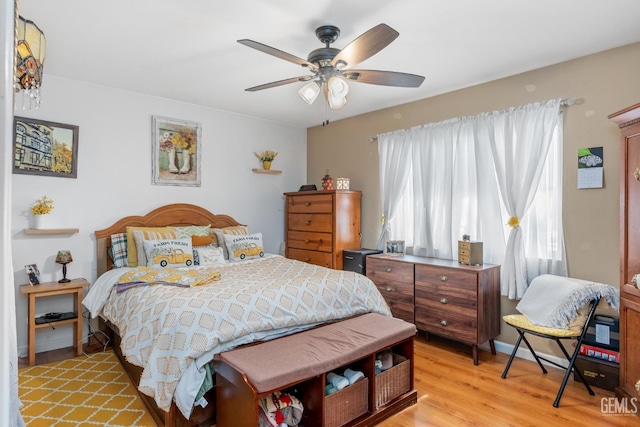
483;339;569;369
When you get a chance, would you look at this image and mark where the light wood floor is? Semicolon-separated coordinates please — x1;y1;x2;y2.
380;334;636;426
20;336;637;426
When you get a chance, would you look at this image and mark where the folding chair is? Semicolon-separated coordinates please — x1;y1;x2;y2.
501;297;600;407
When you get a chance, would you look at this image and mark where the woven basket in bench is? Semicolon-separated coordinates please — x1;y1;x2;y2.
375;353;411;409
324;377;369;427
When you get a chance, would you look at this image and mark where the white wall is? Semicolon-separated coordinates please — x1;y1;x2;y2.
12;75;307;356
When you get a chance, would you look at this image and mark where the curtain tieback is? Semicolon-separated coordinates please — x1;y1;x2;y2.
507;216;520;228
380;215;385;225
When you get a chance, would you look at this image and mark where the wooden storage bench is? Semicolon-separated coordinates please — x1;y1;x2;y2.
214;313;417;427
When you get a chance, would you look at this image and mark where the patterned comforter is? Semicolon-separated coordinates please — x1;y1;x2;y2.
83;254;391;418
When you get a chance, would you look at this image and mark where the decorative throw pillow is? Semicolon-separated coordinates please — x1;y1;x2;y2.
143;238;194;268
193;245;226;267
224;232;265;262
110;232;128;268
127;226;177;267
213;225;249;259
192;235;214;247
175;225;211;238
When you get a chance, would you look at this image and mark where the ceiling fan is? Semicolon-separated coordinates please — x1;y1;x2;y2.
238;23;425;110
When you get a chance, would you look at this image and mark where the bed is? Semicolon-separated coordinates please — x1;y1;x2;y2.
86;203;392;427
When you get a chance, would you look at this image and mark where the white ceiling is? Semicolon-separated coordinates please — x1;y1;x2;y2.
19;0;640;128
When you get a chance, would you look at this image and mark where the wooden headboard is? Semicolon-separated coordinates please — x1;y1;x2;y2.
95;203;242;276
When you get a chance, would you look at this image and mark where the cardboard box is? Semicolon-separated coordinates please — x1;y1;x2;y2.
574;354;619;392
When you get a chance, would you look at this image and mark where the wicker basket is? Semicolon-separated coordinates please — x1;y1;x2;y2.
324;376;369;427
375;353;411;409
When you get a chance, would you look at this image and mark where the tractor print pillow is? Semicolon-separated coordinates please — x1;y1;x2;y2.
223;232;265;262
143;238;194;268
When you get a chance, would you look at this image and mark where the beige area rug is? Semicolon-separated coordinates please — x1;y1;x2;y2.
19;350;156;426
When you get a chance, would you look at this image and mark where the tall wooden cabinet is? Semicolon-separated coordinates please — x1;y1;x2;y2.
284;190;361;270
609;103;640;408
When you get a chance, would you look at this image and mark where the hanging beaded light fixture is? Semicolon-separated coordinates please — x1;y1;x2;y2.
15;10;46;109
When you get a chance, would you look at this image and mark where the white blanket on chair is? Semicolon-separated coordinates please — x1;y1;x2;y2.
516;274;619;329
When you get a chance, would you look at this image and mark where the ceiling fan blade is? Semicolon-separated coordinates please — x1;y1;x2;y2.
238;39;318;71
345;69;425;87
245;76;314;92
331;24;399;68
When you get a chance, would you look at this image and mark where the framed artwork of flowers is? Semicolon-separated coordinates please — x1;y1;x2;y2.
13;117;79;178
152;115;202;187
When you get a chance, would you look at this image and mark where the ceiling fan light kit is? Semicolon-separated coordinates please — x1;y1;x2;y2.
298;81;321;105
238;23;424;112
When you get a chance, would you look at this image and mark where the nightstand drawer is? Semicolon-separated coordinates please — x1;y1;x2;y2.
287;194;333;213
287;248;333;268
287;230;332;252
287;213;333;233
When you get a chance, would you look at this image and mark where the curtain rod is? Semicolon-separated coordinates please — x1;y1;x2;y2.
368;97;579;143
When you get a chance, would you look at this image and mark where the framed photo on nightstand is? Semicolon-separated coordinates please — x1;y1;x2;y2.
25;264;40;285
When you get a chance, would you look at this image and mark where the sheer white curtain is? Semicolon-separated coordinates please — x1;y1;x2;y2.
488;99;565;298
378;100;566;299
376;131;413;249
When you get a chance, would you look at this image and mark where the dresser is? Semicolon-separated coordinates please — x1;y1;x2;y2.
284;190;361;270
609;103;640;408
367;254;500;364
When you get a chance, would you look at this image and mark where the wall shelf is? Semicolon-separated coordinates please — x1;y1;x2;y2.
24;228;79;236
252;168;282;175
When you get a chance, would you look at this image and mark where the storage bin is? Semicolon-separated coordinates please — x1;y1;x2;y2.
574;354;619;392
375;353;411;409
324;377;369;427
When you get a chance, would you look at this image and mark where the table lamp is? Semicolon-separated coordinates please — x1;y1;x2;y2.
55;250;72;283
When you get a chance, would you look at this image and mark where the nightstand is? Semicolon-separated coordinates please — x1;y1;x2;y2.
20;278;90;366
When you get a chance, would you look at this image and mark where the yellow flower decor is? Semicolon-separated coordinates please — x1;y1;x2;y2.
254;150;278;162
507;216;520;228
171;129;196;154
31;196;54;215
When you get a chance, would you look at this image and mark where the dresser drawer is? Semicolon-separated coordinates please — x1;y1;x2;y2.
367;257;414;284
287;248;333;268
288;213;333;233
287;230;332;252
414;306;477;343
415;264;477;289
367;257;414;323
287;194;333;213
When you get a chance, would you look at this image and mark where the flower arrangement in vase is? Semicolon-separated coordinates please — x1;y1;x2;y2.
30;195;54;229
254;150;278;170
159;129;196;174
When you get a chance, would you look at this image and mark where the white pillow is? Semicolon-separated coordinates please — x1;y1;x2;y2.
194;245;226;267
224;232;265;262
143;238;194;268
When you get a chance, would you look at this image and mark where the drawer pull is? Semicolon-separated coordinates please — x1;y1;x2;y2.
306;220;312;225
439;275;448;282
304;239;310;243
385;267;392;273
636;379;640;392
305;202;311;206
440;320;448;327
304;258;310;262
385;286;392;292
440;298;448;304
345;256;354;260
